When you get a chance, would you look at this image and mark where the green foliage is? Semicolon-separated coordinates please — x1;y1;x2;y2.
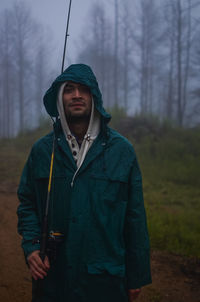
109;113;200;257
112;113;171;142
107;105;127;129
16;117;52;145
0;119;52;184
130;123;200;258
0;114;200;258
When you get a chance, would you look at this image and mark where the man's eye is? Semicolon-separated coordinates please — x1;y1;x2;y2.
80;86;90;93
64;86;74;93
63;85;90;94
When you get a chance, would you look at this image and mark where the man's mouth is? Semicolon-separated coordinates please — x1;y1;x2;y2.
70;102;85;107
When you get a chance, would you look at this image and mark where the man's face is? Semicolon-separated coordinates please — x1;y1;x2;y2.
62;81;92;120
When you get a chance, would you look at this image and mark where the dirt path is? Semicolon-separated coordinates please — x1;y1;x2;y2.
0;192;200;302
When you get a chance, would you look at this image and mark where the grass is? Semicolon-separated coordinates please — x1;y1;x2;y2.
132;128;200;258
0;122;51;184
0;122;200;258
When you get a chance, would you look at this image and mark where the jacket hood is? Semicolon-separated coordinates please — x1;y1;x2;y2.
43;63;111;123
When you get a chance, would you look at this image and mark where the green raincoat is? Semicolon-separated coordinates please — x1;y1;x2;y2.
17;64;151;302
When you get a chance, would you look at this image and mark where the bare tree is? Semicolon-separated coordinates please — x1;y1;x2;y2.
0;1;54;138
0;10;15;137
136;0;164;114
33;27;53;125
114;0;119;106
121;1;132;111
77;3;120;108
165;0;200;126
186;15;200;122
12;2;36;132
75;0;200;126
163;1;176;121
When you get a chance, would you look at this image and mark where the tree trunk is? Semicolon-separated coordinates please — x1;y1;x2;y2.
177;0;183;126
114;0;119;106
182;0;192;120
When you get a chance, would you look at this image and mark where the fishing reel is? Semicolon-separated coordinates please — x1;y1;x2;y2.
46;230;65;263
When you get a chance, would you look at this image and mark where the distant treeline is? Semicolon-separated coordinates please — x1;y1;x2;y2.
0;2;55;138
1;0;200;138
77;0;200;127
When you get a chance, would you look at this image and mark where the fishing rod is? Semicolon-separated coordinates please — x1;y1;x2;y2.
36;2;73;297
61;0;72;73
39;0;73;263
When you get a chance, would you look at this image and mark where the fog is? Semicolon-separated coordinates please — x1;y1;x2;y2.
0;0;101;64
0;5;200;299
0;0;200;137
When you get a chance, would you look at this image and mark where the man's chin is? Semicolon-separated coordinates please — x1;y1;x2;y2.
66;114;90;123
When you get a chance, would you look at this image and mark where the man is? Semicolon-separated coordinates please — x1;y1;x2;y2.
17;64;151;302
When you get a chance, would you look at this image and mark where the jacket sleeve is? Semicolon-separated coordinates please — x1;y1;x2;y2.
17;151;41;259
124;156;152;289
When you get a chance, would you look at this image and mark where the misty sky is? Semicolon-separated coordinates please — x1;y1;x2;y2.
0;0;112;69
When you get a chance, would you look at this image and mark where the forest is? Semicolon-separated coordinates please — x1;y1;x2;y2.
0;0;200;138
0;1;200;301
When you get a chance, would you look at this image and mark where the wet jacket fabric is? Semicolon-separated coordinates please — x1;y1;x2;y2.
17;64;151;302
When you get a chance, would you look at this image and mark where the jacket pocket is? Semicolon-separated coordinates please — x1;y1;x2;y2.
33;171;69;232
87;263;125;278
90;173;129;204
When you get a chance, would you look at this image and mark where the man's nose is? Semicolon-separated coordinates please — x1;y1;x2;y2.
73;88;81;98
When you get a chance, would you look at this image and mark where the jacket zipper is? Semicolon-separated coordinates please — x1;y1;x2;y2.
71;168;79;187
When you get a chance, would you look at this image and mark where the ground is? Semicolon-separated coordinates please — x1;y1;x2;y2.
0;188;200;302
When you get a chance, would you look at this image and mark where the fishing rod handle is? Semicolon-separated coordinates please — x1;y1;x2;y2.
39;215;48;262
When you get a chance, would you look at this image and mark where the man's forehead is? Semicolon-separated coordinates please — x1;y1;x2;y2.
65;81;88;88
